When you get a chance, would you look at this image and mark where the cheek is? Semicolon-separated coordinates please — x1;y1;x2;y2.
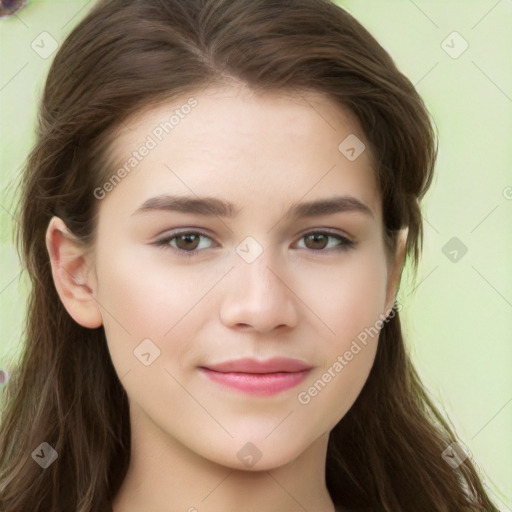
296;246;389;346
292;246;388;418
93;242;227;367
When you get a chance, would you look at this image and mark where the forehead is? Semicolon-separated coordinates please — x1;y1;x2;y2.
98;84;381;221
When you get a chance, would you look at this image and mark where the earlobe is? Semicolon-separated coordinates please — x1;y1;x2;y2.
45;216;103;329
384;227;408;315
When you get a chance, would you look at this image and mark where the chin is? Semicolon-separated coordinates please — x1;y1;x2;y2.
209;436;311;473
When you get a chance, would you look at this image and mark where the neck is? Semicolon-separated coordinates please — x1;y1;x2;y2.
112;403;337;512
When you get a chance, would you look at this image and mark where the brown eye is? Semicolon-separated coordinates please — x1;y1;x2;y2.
153;231;215;256
304;233;329;250
153;230;354;257
174;233;201;251
298;232;355;252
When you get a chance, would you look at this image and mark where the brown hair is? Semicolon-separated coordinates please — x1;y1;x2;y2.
0;0;499;510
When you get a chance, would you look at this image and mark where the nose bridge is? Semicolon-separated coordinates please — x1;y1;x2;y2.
236;240;285;302
219;237;298;331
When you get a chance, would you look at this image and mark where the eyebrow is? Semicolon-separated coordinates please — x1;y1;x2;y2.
132;194;374;219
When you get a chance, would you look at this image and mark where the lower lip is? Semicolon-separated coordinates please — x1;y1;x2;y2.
199;368;311;396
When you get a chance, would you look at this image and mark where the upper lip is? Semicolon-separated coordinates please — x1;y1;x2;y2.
201;357;312;374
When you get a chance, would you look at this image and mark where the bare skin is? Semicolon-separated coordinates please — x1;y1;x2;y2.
46;83;406;512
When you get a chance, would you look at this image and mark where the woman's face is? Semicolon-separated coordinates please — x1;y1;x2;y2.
86;85;399;470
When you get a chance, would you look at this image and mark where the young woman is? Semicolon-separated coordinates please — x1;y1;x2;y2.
0;0;500;510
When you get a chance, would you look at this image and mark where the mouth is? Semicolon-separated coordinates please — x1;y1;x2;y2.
198;357;313;396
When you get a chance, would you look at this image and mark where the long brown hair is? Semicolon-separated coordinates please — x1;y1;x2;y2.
0;0;499;510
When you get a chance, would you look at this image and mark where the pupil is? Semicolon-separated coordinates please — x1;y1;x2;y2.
180;234;198;250
308;234;326;249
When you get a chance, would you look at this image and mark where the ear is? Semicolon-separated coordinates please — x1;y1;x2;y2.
384;227;408;315
45;216;103;329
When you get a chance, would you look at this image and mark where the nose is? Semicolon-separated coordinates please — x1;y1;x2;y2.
219;249;299;334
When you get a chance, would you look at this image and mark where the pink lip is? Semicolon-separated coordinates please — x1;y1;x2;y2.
199;358;312;396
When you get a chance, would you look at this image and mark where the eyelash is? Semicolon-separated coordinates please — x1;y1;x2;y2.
153;229;355;257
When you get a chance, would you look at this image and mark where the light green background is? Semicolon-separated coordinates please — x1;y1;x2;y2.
1;0;511;509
